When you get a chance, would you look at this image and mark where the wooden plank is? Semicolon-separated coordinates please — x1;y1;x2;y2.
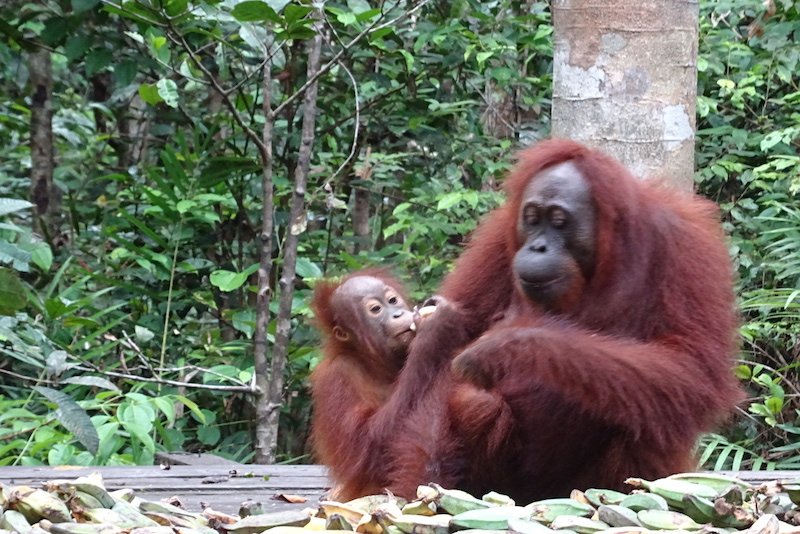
0;467;330;488
0;465;331;515
0;465;329;479
155;452;241;466
720;470;800;483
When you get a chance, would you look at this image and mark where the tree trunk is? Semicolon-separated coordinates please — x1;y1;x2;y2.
480;78;516;139
352;147;372;254
258;12;324;463
551;0;698;190
253;50;277;464
29;49;59;237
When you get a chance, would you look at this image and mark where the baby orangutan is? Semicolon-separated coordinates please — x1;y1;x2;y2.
309;268;423;499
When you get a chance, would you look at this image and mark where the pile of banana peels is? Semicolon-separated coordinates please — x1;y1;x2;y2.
2;472;800;534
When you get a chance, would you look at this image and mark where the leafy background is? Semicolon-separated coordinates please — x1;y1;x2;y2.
0;0;798;469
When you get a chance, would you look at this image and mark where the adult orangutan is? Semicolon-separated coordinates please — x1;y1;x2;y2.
414;139;744;501
309;268;420;499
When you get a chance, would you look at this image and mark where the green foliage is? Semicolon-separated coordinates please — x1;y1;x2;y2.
0;0;797;470
695;0;800;470
0;198;52;273
0;0;551;465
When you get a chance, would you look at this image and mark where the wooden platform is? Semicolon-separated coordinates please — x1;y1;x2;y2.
0;463;331;515
1;463;798;517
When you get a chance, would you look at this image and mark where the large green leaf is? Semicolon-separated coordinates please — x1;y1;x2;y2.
85;48;113;76
119;402;155;453
231;1;280;22
139;83;163;105
157;79;179;108
0;198;33;217
62;376;121;392
113;59;138;87
0;268;26;315
29;242;53;272
210;264;259;292
64;35;91;61
210;269;248;292
33;386;100;456
295;257;322;279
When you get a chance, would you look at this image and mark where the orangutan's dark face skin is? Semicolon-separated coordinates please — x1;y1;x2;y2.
513;161;596;307
331;276;416;357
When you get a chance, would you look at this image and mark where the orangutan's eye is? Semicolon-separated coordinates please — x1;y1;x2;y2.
550;208;568;229
523;204;539;226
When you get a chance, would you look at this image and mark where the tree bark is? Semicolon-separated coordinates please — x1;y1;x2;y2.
551;0;699;190
259;12;324;463
352;147;372;254
253;48;277;464
29;49;59;236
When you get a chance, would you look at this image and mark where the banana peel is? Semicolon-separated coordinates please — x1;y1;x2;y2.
583;489;627;508
526;499;594;523
450;506;528;530
226;511;314;534
596;505;641;528
625;478;717;509
636;509;702;530
429;484;494;515
618;493;668;513
507;517;555;534
7;486;73;524
666;473;752;494
549;515;609;534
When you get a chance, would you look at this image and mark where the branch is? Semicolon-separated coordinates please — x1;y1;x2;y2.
329;61;361;181
100;0;168;27
264;6;325;460
252;26;278;463
119;330;155;373
227;40;287;95
272;0;432;118
154;364;249;386
165;24;269;163
0;362;251;393
72;366;255;393
0;367;53;384
372;0;431;32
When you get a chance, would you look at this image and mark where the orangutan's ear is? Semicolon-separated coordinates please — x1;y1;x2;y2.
333;326;350;342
